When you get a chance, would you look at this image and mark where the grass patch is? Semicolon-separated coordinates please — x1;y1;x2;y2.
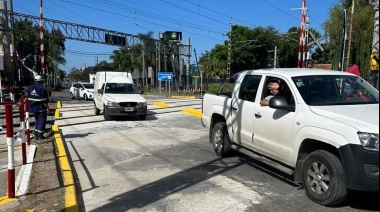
12;136;66;212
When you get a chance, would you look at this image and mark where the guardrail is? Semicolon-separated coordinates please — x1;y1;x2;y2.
0;97;30;198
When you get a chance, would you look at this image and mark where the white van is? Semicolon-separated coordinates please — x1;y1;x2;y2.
93;71;147;121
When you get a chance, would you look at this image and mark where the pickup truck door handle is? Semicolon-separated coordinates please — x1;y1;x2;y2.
232;105;238;111
255;112;262;118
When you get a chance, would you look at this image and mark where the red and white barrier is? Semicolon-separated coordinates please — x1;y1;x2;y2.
5;104;15;198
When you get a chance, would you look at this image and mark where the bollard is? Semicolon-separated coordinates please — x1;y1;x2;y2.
5;104;15;198
25;96;31;145
19;98;26;165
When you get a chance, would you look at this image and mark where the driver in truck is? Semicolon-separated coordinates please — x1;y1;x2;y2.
260;79;280;106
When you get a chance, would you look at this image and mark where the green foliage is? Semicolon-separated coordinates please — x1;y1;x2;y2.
13;19;66;82
206;83;222;94
324;0;374;79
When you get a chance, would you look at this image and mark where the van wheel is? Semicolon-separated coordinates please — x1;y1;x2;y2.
302;150;347;206
104;106;112;121
70;92;75;99
211;122;232;157
84;94;88;101
139;113;147;120
94;102;100;115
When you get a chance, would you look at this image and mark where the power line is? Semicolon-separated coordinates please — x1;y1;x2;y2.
82;0;226;34
182;0;255;27
60;0;225;41
160;0;229;26
261;0;300;21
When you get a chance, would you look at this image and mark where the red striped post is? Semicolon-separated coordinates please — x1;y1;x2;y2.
301;0;307;68
40;0;45;75
19;98;26;164
5;104;15;198
298;0;306;68
25;96;31;145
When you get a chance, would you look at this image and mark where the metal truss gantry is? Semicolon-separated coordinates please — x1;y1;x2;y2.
1;10;191;57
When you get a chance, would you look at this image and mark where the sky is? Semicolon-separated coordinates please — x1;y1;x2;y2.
13;0;340;73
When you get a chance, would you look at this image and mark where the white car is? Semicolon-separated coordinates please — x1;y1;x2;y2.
70;82;94;100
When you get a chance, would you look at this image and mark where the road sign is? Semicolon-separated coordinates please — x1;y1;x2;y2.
158;72;173;82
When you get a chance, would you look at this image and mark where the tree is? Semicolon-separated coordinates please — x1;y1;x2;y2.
324;0;374;79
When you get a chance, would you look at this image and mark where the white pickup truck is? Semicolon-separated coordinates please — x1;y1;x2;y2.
201;68;379;206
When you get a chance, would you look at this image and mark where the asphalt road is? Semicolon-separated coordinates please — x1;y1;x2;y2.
51;88;379;212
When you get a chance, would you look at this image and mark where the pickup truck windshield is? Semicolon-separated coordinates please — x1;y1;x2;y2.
292;75;379;106
104;83;138;94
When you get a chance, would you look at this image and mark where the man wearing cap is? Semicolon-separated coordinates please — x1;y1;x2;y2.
27;75;50;140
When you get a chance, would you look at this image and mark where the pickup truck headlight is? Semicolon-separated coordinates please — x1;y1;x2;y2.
137;102;147;107
358;133;379;151
107;102;120;107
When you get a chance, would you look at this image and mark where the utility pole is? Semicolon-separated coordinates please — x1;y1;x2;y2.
227;24;232;78
142;43;145;89
346;0;355;67
194;48;202;96
186;38;191;92
9;0;17;85
1;1;11;85
268;46;278;68
157;32;161;91
95;56;98;65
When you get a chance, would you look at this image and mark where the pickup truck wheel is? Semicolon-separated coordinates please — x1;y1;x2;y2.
104;106;112;121
70;92;75;99
84;94;88;101
302;150;347;206
211;122;232;157
94;102;100;115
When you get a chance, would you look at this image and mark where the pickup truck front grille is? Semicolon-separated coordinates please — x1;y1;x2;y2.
120;102;137;107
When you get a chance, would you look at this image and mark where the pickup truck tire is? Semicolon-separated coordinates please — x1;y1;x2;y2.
104;106;112;121
94;102;100;115
70;92;75;99
211;122;232;157
84;94;88;101
302;150;347;206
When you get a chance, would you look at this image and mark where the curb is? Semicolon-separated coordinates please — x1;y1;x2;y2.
181;108;202;118
52;125;78;212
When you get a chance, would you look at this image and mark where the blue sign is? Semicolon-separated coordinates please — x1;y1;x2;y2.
158;72;173;82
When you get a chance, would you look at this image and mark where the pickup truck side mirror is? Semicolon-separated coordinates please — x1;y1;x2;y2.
97;89;104;95
269;96;295;111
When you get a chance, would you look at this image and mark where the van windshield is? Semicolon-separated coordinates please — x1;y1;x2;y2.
104;83;138;94
83;83;94;89
292;75;379;106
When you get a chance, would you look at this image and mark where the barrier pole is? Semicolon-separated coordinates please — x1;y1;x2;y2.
5;104;15;198
25;96;31;145
19;98;26;164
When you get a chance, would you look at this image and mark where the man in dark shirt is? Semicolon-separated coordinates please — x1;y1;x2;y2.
28;75;50;140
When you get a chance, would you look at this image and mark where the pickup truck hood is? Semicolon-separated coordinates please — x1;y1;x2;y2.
104;94;146;102
310;104;379;133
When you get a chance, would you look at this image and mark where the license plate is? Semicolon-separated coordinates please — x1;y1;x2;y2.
125;107;133;111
